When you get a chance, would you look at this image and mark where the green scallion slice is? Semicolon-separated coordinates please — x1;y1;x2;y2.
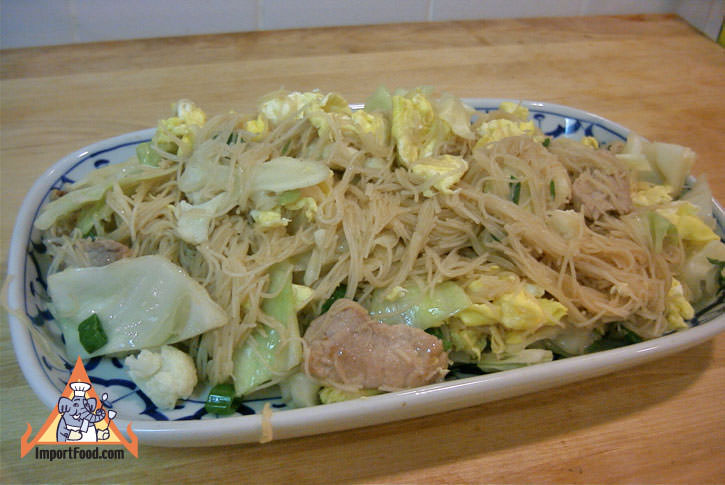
204;383;241;415
509;176;521;204
320;284;347;314
78;313;108;354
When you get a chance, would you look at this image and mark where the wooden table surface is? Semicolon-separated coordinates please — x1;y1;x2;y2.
1;14;724;483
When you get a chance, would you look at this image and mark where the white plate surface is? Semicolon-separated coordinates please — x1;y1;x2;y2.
7;99;725;446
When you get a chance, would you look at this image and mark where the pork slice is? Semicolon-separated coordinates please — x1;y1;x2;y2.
75;238;131;267
571;169;632;220
304;298;449;391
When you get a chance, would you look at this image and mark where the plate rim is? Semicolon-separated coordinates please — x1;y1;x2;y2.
6;100;725;446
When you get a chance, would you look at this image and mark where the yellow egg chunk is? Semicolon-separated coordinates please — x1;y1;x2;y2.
657;202;719;245
632;182;673;206
474;119;537;149
243;116;268;141
410;154;469;196
497;102;530;120
581;136;599;149
665;279;694;331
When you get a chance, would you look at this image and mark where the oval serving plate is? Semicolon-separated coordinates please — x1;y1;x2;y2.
7;99;725;447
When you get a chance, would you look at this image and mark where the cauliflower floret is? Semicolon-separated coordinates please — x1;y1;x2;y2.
125;345;198;409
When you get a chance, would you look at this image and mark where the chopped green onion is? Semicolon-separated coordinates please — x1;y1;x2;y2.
321;284;347;314
227;132;242;145
549;180;556;198
585;322;642;353
542;137;551;147
204;383;242;415
78;313;108;353
281;140;291;155
621;326;643;344
425;327;452;352
707;257;725;290
509;176;521;204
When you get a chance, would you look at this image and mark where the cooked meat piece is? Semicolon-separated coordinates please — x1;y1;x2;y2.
571;169;632;219
75;238;131;267
304;298;449;391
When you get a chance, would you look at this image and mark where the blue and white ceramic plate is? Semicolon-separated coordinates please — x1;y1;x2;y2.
7;100;725;447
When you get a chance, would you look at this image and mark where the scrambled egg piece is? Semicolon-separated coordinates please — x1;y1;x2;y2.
153;100;206;157
474;119;538;149
581;136;599;149
260;91;354;143
458;286;567;332
259;91;326;124
251;209;289;229
447;320;488;360
632;181;673;206
307;93;354;139
319;387;381;404
285;196;318;221
391;90;451;167
656;202;719;246
291;284;314;311
243;115;269;141
665;278;694;331
351;110;385;137
410;154;469;196
498;102;529;120
384;286;408;301
346;110;389;154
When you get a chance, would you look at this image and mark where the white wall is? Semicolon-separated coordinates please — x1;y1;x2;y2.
0;0;721;49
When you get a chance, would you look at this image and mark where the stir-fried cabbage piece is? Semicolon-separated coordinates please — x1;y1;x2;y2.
232;262;303;396
47;255;228;359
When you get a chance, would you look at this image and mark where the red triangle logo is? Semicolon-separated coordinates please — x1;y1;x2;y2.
20;356;139;458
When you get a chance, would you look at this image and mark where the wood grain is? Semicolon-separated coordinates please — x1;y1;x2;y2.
1;14;724;483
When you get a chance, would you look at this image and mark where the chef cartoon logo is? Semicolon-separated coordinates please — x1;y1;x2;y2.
20;356;138;458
